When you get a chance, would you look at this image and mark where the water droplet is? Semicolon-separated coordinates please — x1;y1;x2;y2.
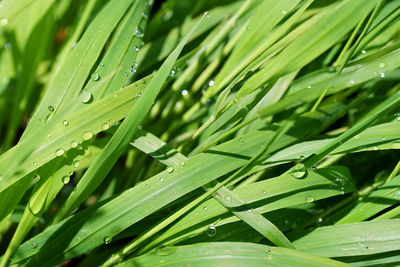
307;85;312;89
31;242;37;248
4;42;11;48
263;190;267;194
379;62;385;68
281;10;287;15
82;131;94;140
155;246;177;256
145;184;149;188
104;236;112;244
347;80;355;86
102;123;110;131
181;89;188;96
1;18;8;26
73;161;79;168
354;134;361;140
72;43;77;48
291;163;307;179
204;11;210;18
62;176;70;184
317;217;323;223
135;27;144;38
380;72;385;78
138;125;142;129
166;167;174;173
168;70;175;77
56;149;65;157
33;174;40;183
124;72;128;76
48;105;54;112
238;137;244;143
361;50;367;54
203;206;208;211
391;143;400;149
133;46;139;52
160;178;164;182
141;79;147;85
206;224;216;237
33;162;38;166
71;141;78;148
179;161;185;166
208;80;215;87
299;155;305;160
137;92;142;98
305;195;315;203
47;134;51;138
79;90;92;103
63;120;69;126
91;73;100;81
100;63;105;67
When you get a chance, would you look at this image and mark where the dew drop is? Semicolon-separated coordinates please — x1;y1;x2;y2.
1;18;8;26
204;11;210;18
169;70;175;77
100;63;105;67
203;206;208;211
181;89;188;96
263;190;267;194
179;161;185;166
82;131;94;140
290;163;307;179
160;178;164;182
305;195;315;203
391;143;400;149
281;10;287;15
208;80;215;87
361;50;367;54
307;85;312;89
380;72;385;78
138;125;142;129
73;161;79;168
56;149;65;157
155;246;177;256
135;27;144;38
33;174;40;183
379;62;385;68
48;105;54;112
71;141;78;148
62;176;70;184
137;92;142;98
33;162;38;166
31;242;37;248
79;90;92;103
102;123;110;131
104;236;112;244
91;73;100;81
133;46;139;52
124;72;128;76
166;166;174;173
72;43;77;48
145;184;149;188
63;120;69;126
206;224;216;237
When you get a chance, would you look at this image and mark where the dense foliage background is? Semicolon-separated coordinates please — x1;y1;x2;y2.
0;0;400;266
